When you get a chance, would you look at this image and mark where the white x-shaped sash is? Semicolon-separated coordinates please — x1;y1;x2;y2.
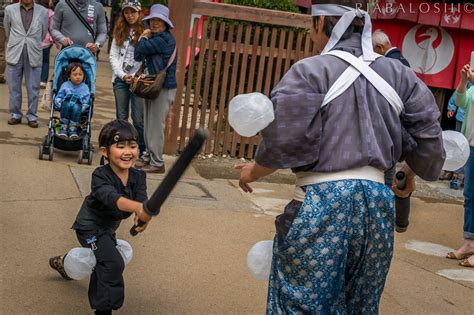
321;50;404;115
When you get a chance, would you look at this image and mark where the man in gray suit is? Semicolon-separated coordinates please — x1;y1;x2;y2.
4;0;48;127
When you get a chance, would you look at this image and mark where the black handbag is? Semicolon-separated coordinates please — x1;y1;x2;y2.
130;48;176;100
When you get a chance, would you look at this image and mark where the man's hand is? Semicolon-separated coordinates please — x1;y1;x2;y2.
392;176;415;198
235;162;258;193
234;162;276;193
391;165;416;198
447;110;455;118
61;37;73;46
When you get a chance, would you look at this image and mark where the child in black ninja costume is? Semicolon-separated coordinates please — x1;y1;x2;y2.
49;120;152;314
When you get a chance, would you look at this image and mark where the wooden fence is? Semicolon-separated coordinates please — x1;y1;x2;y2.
165;1;315;158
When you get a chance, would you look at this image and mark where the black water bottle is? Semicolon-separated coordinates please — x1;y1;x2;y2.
395;171;411;233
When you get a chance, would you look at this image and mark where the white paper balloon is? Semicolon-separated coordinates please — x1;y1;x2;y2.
64;247;96;280
63;240;133;280
228;92;275;137
247;240;274;280
442;130;470;171
116;239;133;265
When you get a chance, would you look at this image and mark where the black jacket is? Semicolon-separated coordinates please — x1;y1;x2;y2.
72;164;147;231
386;47;410;67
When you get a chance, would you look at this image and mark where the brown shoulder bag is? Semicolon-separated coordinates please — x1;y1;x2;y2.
130;48;176;100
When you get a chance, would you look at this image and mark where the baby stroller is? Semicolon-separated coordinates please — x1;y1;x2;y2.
39;46;96;165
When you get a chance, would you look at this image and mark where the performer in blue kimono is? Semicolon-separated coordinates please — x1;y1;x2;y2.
235;0;445;313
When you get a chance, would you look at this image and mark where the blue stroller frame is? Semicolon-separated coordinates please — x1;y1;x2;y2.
39;46;96;164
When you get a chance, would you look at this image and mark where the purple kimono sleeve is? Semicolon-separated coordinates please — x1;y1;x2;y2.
401;79;445;181
254;92;325;169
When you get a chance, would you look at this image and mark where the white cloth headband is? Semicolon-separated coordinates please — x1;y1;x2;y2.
311;4;375;61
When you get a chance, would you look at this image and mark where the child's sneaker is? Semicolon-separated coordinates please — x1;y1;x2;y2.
57;125;68;139
49;255;73;280
69;127;79;140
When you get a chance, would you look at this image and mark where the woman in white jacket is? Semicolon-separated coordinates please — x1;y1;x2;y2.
109;0;146;156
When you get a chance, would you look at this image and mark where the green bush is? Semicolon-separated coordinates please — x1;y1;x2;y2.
137;0;168;10
224;0;299;13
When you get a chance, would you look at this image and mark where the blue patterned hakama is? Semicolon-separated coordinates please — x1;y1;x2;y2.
267;179;395;314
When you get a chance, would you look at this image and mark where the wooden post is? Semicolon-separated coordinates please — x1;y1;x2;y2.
165;0;194;154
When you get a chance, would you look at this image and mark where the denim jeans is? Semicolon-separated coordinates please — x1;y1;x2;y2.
41;45;51;83
113;78;145;154
455;120;465;175
60;101;82;126
464;146;474;239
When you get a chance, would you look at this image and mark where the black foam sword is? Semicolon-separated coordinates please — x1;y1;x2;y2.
130;128;208;236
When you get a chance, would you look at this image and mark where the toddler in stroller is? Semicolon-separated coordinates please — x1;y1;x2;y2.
55;62;90;140
39;46;96;164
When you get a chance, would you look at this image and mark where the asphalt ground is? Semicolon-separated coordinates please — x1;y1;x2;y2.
0;47;472;314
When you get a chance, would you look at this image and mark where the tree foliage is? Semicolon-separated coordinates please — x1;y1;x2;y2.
224;0;299;13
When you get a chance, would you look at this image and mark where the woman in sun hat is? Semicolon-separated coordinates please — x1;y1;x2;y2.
109;0;147;157
134;4;177;174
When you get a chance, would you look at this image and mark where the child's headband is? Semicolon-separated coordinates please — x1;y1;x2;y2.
103;132;138;148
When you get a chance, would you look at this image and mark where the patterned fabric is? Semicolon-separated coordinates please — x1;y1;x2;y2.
122;0;141;11
267;179;394;314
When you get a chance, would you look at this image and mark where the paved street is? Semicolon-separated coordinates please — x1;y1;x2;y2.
0;49;473;314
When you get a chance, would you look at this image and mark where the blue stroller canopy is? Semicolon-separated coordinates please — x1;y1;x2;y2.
53;46;97;95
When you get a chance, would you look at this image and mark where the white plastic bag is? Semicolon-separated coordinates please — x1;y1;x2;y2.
247;240;274;281
228;92;275;137
442;130;470;171
63;240;133;280
64;247;96;280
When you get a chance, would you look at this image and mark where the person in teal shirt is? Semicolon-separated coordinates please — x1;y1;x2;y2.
446;63;474;268
446;81;472;189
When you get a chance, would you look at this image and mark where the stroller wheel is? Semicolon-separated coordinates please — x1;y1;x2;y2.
87;151;93;165
78;150;84;164
48;146;54;161
39;145;44;160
